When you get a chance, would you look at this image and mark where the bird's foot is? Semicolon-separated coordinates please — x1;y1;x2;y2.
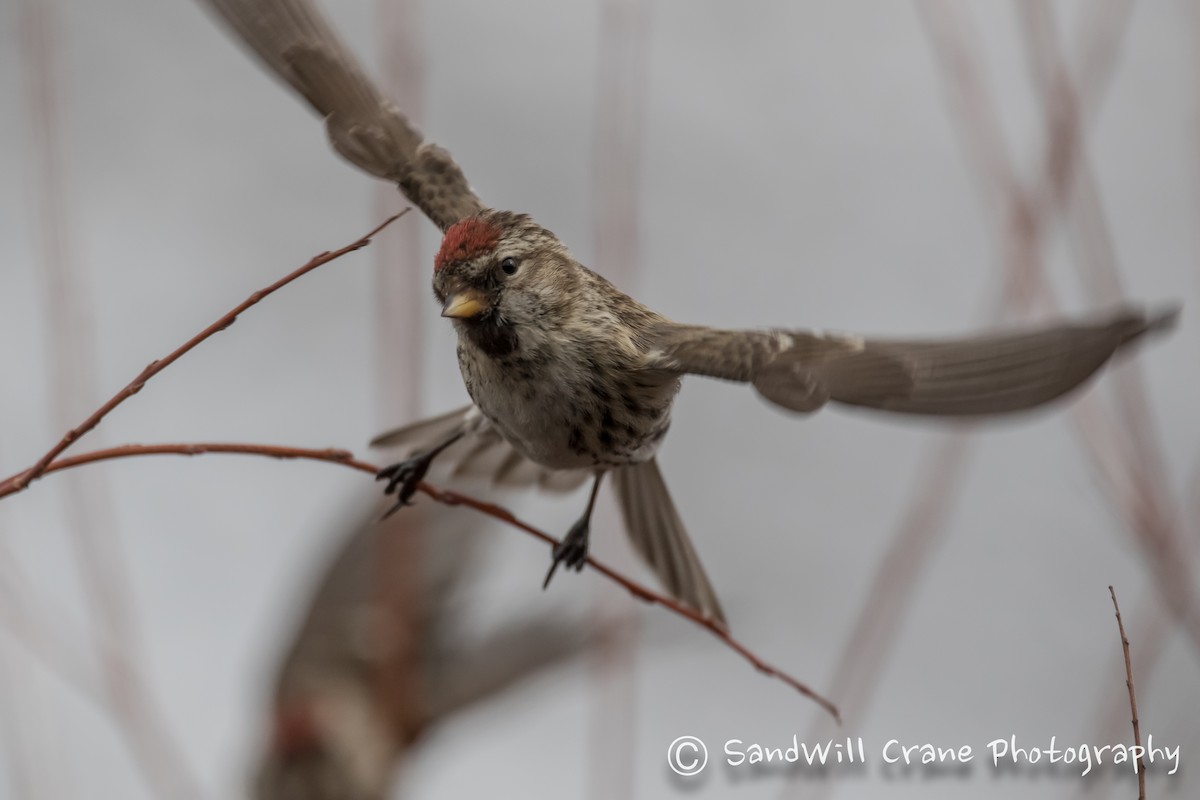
376;452;434;517
543;517;590;589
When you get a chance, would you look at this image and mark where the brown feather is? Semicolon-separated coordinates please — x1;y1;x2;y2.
653;306;1178;417
611;459;727;626
200;0;483;229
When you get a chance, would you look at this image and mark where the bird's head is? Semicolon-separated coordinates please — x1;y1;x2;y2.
431;210;578;335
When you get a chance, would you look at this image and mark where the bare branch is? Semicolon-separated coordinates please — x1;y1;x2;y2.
0;212;406;498
2;441;840;721
1108;586;1147;799
0;205;836;721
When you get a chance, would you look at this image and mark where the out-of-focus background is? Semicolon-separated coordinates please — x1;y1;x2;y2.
0;0;1196;798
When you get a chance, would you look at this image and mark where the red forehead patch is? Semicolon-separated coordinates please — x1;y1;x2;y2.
434;218;502;272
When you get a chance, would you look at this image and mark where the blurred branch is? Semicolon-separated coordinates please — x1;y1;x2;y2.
802;431;974;732
19;0;204;796
0;439;839;720
371;0;425;422
589;0;650;794
923;0;1198;648
793;8;1174;791
0;633;51;799
1017;0;1200;650
1108;586;1146;799
0;550;209;797
368;8;428;784
800;0;1129;741
0;558;106;705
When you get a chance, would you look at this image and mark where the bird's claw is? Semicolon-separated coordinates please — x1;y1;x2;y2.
543;519;590;589
376;454;432;516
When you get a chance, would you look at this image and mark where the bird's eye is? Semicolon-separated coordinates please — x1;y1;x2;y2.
500;257;519;276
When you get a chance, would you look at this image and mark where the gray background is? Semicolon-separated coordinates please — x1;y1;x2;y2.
0;0;1196;798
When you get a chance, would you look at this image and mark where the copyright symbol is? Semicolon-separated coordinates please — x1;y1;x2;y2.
667;735;708;776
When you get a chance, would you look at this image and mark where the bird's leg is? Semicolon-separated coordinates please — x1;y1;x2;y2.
376;429;465;517
543;472;605;589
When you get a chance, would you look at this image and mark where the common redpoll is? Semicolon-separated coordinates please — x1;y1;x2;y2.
202;0;1179;627
371;210;1176;625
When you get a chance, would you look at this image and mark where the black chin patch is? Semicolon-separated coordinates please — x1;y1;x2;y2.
463;312;519;359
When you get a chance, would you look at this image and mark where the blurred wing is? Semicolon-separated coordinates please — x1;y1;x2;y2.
371;405;590;492
611;459;726;627
424;617;589;721
272;497;483;683
201;0;484;229
651;305;1178;417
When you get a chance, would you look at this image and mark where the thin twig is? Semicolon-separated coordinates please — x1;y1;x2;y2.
0;211;406;497
0;206;834;719
2;441;841;722
1108;586;1146;799
425;486;840;721
27;443;366;482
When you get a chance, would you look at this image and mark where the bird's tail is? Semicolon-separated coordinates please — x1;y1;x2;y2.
611;459;727;628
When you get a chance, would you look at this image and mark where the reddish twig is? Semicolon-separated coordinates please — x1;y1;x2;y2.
0;211;406;498
0;205;835;719
2;441;841;722
1109;586;1147;798
425;486;840;721
29;443;367;482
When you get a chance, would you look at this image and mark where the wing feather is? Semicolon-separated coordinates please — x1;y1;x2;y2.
201;0;483;229
371;406;590;493
651;305;1178;417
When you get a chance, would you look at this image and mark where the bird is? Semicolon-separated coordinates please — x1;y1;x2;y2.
201;0;1179;628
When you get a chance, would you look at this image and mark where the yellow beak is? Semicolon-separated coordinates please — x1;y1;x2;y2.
441;290;488;319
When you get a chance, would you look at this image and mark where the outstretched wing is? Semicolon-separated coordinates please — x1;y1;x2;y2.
201;0;484;230
650;305;1178;416
371;405;590;492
